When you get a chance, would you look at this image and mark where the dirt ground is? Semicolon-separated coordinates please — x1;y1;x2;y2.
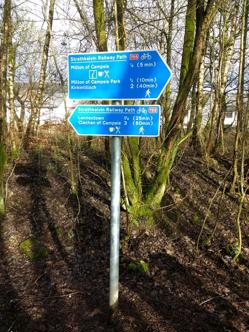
0;145;248;332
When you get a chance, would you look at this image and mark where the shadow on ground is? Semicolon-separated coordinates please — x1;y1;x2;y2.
0;149;248;331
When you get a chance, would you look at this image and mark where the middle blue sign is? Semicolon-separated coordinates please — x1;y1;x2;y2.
69;105;161;137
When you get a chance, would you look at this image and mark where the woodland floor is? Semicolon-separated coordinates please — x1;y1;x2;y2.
0;138;249;332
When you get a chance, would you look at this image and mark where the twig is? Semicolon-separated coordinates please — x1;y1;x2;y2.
199;296;222;306
196;168;231;252
32;272;47;286
157;193;188;211
233;184;248;262
5;162;17;202
207;182;227;244
86;167;108;187
47;291;84;299
7;321;16;332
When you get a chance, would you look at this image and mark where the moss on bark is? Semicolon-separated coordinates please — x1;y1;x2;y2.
19;238;49;261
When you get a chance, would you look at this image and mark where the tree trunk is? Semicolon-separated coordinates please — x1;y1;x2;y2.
24;0;56;148
179;0;196;90
213;3;239;154
187;83;196;134
93;0;108;51
92;0;110;158
143;0;222;214
114;0;146;223
191;58;204;151
73;0;97;47
115;0;126;51
161;0;175;138
0;0;11;216
230;0;249;193
8;38;17;155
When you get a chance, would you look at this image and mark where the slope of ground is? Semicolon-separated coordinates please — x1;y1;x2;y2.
0;146;248;332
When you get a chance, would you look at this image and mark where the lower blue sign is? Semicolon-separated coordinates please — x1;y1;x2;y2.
68;105;161;137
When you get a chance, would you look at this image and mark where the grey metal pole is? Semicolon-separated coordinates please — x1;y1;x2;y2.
109;135;121;313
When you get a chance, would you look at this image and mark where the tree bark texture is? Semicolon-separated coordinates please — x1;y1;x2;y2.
93;0;108;51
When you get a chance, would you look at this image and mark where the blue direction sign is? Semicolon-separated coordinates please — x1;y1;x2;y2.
68;50;171;100
68;105;161;137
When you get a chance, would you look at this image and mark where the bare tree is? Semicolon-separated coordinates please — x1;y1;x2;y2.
206;1;239;155
24;0;56;148
0;0;11;215
121;0;223;224
230;0;249;193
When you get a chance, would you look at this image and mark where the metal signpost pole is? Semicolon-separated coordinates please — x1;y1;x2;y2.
109;100;122;314
109;134;121;313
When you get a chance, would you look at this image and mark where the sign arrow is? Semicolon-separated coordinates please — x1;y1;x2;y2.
68;105;161;137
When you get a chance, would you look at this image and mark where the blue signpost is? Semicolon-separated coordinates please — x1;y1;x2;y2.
67;49;172;314
68;104;161;137
68;50;171;100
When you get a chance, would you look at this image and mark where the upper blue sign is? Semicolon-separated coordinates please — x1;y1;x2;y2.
68;105;161;137
68;50;171;100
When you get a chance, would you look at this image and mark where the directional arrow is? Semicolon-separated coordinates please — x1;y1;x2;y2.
68;105;161;137
68;50;172;100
